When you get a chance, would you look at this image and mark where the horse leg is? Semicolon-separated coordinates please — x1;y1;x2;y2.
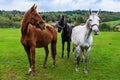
42;46;49;68
84;47;91;74
80;47;85;62
72;44;75;54
67;42;70;59
29;46;35;76
61;41;65;58
51;41;57;67
23;46;32;74
75;46;80;72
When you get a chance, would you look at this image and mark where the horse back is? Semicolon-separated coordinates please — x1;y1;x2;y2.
36;24;57;47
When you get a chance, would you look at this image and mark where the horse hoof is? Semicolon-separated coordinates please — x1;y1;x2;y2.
28;73;35;76
28;68;35;76
73;60;77;64
75;68;79;72
41;64;47;68
83;69;88;74
52;65;56;68
67;57;70;60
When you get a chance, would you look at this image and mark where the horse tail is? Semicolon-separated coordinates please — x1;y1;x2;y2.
51;40;57;65
51;29;57;66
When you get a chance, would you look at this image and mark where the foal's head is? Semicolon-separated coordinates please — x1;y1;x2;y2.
26;4;44;25
87;10;101;35
57;15;65;32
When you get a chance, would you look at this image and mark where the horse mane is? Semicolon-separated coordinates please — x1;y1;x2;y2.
21;10;31;35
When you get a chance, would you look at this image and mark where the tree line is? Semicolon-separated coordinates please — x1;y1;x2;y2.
0;10;120;31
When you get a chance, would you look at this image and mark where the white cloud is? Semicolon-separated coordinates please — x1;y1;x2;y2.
0;0;120;12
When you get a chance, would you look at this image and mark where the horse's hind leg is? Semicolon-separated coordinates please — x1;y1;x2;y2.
84;47;91;74
42;46;49;68
80;47;85;62
67;42;70;59
72;44;75;54
62;41;65;58
51;41;57;67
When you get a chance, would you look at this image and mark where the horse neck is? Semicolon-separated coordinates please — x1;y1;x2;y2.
62;24;69;33
85;19;92;39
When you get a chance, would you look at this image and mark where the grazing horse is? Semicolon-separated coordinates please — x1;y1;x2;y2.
71;10;100;74
20;4;57;76
57;15;72;59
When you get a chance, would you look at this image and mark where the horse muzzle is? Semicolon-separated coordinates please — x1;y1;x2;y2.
58;28;61;33
93;30;99;35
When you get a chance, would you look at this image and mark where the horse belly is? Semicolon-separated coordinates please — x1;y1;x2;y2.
36;35;52;48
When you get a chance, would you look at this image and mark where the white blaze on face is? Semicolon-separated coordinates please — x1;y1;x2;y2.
89;14;100;35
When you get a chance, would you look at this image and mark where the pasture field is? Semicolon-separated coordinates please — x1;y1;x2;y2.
0;28;120;80
103;20;120;28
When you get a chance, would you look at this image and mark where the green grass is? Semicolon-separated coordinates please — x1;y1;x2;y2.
0;28;120;80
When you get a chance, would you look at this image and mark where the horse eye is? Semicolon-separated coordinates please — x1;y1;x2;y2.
89;19;92;21
34;14;38;16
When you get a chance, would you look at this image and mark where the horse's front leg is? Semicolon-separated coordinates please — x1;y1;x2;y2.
84;47;91;74
23;46;32;75
28;46;35;76
42;46;49;68
75;46;80;72
62;41;65;58
67;42;70;59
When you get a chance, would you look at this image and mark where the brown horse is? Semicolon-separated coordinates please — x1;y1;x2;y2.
20;4;57;76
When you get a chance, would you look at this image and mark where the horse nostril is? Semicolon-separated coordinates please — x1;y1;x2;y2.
93;30;99;35
58;29;61;33
43;27;45;30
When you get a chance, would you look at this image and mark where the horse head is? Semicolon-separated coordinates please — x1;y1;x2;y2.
35;21;45;30
57;15;65;32
29;4;44;24
88;9;101;35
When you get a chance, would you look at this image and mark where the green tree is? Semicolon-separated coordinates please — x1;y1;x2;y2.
74;15;84;26
100;23;111;31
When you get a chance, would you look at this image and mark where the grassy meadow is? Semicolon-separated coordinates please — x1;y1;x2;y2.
104;20;120;28
0;28;120;80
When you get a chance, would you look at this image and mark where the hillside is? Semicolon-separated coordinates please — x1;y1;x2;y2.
104;20;120;28
0;10;120;28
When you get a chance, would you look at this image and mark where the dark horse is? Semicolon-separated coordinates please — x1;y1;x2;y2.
20;4;57;76
57;15;72;59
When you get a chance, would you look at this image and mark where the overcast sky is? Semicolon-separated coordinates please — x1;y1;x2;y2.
0;0;120;12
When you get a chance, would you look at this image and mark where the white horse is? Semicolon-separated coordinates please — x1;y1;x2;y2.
71;10;100;74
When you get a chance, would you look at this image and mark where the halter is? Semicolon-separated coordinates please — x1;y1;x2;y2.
29;15;45;29
57;23;65;29
30;16;37;24
91;24;99;27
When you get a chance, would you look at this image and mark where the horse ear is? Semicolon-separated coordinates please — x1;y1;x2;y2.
89;9;92;15
97;9;101;16
34;5;37;10
62;15;64;20
31;4;35;10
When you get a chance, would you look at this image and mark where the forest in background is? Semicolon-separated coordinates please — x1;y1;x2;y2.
0;10;120;31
